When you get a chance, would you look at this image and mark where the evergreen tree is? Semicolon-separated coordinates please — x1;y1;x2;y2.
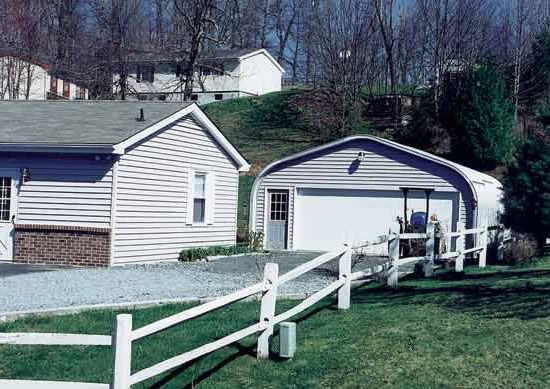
502;130;550;246
451;65;514;170
531;26;550;100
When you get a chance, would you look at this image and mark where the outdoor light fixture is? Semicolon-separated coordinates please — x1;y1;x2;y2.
21;167;31;183
356;151;367;162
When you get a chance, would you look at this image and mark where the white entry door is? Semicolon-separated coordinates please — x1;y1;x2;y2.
294;188;460;251
0;174;17;261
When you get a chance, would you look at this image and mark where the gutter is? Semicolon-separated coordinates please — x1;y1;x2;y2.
0;143;119;155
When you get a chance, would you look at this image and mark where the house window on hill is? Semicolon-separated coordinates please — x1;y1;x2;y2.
76;86;86;100
214;94;223;101
63;80;70;98
50;76;57;94
143;65;155;83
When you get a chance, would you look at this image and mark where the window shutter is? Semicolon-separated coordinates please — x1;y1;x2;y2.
206;172;216;225
186;168;195;225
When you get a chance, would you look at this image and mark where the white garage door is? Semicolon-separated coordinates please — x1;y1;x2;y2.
294;188;459;251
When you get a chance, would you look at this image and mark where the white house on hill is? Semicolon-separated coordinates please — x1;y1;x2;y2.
116;48;285;104
0;54;89;101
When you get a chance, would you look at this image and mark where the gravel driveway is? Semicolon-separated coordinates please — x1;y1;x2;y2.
0;252;356;314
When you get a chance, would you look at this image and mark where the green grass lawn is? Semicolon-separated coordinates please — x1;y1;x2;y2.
2;259;550;388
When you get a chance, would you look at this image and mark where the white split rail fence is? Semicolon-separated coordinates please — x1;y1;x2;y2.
386;222;489;287
0;223;491;387
0;245;356;389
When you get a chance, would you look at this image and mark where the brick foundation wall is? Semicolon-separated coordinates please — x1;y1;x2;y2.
14;224;111;267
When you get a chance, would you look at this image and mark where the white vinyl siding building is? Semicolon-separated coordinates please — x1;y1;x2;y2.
250;136;503;252
0;55;88;100
113;116;241;264
0;101;248;266
117;49;284;104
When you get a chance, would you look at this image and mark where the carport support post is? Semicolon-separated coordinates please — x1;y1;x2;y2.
423;222;435;277
496;227;504;261
455;232;464;272
479;226;488;268
111;314;132;389
257;262;279;359
388;233;400;288
338;245;352;310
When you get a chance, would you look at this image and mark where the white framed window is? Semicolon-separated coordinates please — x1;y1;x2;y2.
0;177;12;222
187;169;216;225
193;173;206;223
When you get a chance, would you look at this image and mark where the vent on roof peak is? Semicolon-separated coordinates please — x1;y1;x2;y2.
137;108;145;122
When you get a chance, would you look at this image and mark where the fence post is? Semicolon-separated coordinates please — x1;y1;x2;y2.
257;262;279;359
338;245;352;310
455;231;464;272
479;226;488;268
423;222;435;277
111;314;132;389
388;233;400;288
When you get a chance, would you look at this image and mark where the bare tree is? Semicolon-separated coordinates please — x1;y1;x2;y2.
89;0;145;99
374;0;397;94
0;0;44;100
414;0;496;116
171;0;228;101
311;0;378;137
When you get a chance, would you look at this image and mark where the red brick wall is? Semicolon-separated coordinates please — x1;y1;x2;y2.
14;224;111;267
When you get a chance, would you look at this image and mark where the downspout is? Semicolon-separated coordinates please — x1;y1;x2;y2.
402;188;409;228
109;155;120;266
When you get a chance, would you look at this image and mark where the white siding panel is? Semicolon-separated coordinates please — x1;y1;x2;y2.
255;140;474;250
114;116;239;264
0;154;113;227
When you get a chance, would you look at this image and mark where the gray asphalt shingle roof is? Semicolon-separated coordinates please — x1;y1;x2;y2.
0;101;194;145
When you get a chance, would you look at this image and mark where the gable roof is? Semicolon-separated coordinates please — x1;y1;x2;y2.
235;49;285;73
123;47;285;73
0;101;250;171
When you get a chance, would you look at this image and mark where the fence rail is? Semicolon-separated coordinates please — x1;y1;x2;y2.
0;380;109;389
0;333;112;346
386;223;489;287
0;222;494;387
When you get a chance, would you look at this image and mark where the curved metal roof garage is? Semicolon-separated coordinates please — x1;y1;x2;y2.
250;136;503;251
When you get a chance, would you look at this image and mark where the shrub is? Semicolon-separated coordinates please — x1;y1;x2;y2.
450;64;514;169
179;247;210;262
504;236;538;265
179;244;249;262
246;231;264;252
502;130;550;247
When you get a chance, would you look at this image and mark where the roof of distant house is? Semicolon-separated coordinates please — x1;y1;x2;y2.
124;47;285;72
0;49;51;70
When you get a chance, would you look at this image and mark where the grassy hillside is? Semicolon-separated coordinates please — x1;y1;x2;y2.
204;89;319;174
2;258;550;387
